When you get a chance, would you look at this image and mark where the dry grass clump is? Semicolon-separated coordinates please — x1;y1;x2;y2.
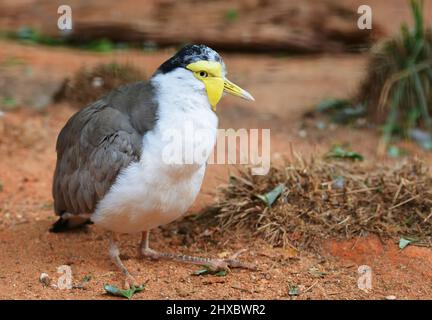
54;62;145;108
204;158;432;249
358;0;432;141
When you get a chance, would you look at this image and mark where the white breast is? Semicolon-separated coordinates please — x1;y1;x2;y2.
92;69;218;234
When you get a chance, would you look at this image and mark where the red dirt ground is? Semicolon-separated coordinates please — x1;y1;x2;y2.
1;0;432;298
1;40;432;300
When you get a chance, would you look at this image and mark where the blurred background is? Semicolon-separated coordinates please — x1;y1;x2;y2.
1;0;431;190
0;0;431;151
0;0;432;299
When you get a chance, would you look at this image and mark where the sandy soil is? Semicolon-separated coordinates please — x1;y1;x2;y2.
1;38;432;300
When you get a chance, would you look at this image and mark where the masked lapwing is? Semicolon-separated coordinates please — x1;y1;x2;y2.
51;44;255;288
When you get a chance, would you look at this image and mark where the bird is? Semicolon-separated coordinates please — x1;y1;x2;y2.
50;44;256;288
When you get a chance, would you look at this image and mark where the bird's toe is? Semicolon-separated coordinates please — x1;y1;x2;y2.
140;248;161;260
124;274;139;290
206;259;230;272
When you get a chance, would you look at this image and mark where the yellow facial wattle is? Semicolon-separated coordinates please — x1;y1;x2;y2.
186;60;254;111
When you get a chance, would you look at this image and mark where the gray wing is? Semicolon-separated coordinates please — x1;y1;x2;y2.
53;82;157;215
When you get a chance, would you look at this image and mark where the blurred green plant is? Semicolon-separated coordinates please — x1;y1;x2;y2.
0;56;26;67
14;27;65;46
256;184;285;208
84;38;114;52
325;145;364;161
358;0;432;148
224;8;239;23
319;1;432;153
1;97;17;109
5;27;125;53
316;98;366;124
387;145;408;158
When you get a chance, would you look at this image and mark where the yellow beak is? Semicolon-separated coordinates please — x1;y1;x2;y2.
223;78;255;102
186;60;255;110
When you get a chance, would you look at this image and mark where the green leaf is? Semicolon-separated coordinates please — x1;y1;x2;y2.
192;268;211;276
256;184;285;208
104;283;145;299
288;285;299;296
398;237;419;250
215;270;228;277
399;238;411;250
387;145;407;158
192;265;228;277
325;146;364;161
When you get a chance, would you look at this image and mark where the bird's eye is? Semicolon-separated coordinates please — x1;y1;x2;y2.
199;71;208;78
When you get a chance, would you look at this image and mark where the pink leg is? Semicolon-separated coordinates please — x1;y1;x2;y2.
139;230;256;271
109;232;139;289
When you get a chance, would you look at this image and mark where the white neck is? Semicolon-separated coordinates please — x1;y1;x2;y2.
151;68;210;112
142;68;218;174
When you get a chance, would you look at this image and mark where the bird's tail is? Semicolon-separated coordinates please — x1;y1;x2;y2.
49;213;93;233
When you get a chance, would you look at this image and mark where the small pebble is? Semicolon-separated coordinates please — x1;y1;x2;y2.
92;77;104;87
298;130;307;138
175;287;190;298
39;273;51;286
385;295;397;300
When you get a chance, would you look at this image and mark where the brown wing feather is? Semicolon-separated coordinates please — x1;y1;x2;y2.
52;82;157;216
